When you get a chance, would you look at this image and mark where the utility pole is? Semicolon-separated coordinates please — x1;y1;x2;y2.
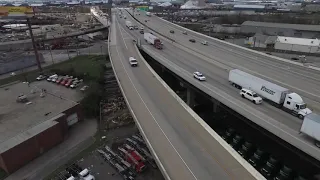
27;18;43;73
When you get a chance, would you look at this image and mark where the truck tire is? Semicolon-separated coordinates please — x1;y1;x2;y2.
298;114;304;120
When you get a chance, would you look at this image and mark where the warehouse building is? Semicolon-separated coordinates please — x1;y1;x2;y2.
274;36;320;53
0;81;83;174
241;21;320;38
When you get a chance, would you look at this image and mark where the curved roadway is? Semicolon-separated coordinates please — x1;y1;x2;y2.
109;10;263;180
120;9;320;162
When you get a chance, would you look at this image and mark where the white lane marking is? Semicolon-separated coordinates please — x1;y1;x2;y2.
116;18;128;49
146;46;319;151
115;42;198;180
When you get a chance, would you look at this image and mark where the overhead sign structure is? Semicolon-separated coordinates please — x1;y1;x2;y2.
136;6;149;11
0;6;35;18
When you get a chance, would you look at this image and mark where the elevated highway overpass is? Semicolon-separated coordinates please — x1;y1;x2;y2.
120;9;320;165
107;10;264;180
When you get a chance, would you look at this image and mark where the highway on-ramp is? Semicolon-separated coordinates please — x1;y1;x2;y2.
109;11;263;180
119;10;320;163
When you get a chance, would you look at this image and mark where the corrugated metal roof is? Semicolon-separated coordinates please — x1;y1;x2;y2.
276;36;320;46
242;21;320;32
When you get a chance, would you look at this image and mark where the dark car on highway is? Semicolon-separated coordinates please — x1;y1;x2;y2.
170;30;174;33
189;39;196;43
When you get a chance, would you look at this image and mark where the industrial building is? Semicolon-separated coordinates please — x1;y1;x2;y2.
241;21;320;38
244;34;320;54
274;36;320;53
0;81;83;174
244;33;277;48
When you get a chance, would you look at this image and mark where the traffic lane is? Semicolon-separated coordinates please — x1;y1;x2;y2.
131;17;320;112
137;45;267;180
111;23;195;179
131;13;320;102
119;32;233;179
142;14;320;78
119;16;303;131
142;19;320;98
141;45;320;162
147;43;302;131
125;40;248;180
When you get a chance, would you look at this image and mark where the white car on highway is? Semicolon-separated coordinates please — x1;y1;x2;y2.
193;72;206;81
240;88;262;104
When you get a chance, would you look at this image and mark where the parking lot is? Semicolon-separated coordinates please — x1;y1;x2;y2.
49;125;164;180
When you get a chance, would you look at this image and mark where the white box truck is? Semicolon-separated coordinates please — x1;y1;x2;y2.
144;33;163;49
228;69;312;119
146;12;151;16
125;20;133;30
300;113;320;147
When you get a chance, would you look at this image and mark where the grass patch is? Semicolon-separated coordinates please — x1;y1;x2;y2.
0;55;107;86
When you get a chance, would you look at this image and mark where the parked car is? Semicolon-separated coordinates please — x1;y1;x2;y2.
36;75;47;81
240;88;262;104
182;31;187;35
140;26;144;30
47;74;58;81
170;30;174;33
193;71;206;81
221;128;236;143
55;76;64;84
80;85;89;92
140;30;144;34
248;148;268;168
260;156;280;178
60;77;70;86
189;39;196;43
65;78;75;87
70;79;82;89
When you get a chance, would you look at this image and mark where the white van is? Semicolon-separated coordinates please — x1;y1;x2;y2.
129;57;138;67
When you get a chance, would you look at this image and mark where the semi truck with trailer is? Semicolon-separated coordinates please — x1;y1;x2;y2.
228;69;312;119
125;21;133;30
300;113;320;148
144;33;163;49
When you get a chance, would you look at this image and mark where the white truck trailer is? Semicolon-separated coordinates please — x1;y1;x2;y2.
300;113;320;147
125;20;133;30
144;33;163;49
228;69;312;119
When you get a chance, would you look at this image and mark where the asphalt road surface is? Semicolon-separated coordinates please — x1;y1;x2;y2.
109;12;261;180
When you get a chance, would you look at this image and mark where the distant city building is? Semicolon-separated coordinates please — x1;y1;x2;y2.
241;21;320;39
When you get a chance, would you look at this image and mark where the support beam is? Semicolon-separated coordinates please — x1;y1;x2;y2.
212;98;220;113
187;88;195;108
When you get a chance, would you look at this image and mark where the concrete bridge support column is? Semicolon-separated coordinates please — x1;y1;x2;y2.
212;98;220;113
187;88;196;108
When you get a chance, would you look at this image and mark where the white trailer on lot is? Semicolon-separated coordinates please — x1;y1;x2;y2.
228;69;312;119
300;113;320;147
